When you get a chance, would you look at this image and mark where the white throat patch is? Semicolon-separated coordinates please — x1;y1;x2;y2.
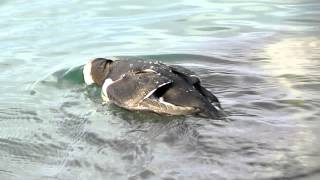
83;61;94;85
101;78;114;102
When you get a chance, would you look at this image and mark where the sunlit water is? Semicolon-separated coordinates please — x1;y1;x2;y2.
1;0;320;180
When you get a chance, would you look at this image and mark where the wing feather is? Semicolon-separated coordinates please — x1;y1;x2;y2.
170;64;220;105
106;71;172;107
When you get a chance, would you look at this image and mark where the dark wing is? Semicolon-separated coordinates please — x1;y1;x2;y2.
169;65;200;84
194;84;221;107
107;71;172;107
170;64;220;105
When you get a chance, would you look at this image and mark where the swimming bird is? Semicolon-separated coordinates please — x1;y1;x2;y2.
83;58;223;118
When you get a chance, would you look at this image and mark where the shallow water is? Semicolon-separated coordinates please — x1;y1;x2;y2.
1;0;320;180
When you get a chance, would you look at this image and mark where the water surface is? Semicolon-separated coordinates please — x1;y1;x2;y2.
1;0;320;180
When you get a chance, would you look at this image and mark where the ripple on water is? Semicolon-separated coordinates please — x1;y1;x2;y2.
1;49;320;180
0;107;43;123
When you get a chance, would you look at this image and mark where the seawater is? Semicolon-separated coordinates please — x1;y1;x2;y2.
0;0;320;180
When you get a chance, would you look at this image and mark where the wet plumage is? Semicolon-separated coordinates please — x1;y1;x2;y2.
83;58;223;118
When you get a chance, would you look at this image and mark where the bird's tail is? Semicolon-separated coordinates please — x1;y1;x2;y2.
198;99;225;119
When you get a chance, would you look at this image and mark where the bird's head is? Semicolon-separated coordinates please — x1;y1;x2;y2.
83;58;113;86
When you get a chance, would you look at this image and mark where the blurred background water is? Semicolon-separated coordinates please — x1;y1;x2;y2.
1;0;320;180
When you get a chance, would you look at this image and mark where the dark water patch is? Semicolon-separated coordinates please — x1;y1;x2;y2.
54;102;89;140
83;132;109;147
269;168;320;180
276;99;316;111
293;82;320;92
0;137;66;164
195;26;231;32
287;17;320;24
0;169;17;180
251;101;288;111
0;107;43;123
128;169;156;180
